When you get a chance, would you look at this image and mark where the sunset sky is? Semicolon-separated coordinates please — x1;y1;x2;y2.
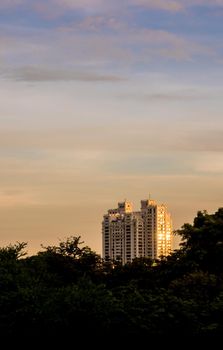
0;0;223;254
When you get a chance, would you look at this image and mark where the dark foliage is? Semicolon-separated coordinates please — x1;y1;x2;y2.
0;208;223;339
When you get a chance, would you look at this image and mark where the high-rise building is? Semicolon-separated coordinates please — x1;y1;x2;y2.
102;199;172;264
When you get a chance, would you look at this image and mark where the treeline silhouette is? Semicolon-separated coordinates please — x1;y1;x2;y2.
0;208;223;339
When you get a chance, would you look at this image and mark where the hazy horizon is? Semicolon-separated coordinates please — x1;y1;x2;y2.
0;0;222;255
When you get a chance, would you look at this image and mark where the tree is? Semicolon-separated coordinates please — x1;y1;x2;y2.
0;242;27;262
177;208;223;273
42;236;84;258
41;235;102;274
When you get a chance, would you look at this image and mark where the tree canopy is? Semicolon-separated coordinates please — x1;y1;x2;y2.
0;208;223;339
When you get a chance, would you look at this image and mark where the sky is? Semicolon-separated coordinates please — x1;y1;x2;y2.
0;0;223;255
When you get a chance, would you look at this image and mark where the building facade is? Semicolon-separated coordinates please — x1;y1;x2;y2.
102;199;172;264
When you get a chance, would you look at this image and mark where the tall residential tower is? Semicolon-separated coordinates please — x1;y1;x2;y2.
102;199;172;264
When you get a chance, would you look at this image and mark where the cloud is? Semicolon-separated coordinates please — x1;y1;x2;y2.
0;0;217;72
181;130;223;153
120;89;214;102
131;0;223;11
0;188;40;207
32;0;223;15
0;0;24;8
57;21;214;63
187;0;223;6
1;0;223;14
68;15;126;32
54;0;107;9
0;125;222;154
4;65;125;82
195;153;223;173
32;0;117;18
130;0;184;12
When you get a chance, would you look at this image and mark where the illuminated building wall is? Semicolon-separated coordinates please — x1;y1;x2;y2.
102;199;172;263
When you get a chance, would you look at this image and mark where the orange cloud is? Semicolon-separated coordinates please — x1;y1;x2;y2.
0;188;40;207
